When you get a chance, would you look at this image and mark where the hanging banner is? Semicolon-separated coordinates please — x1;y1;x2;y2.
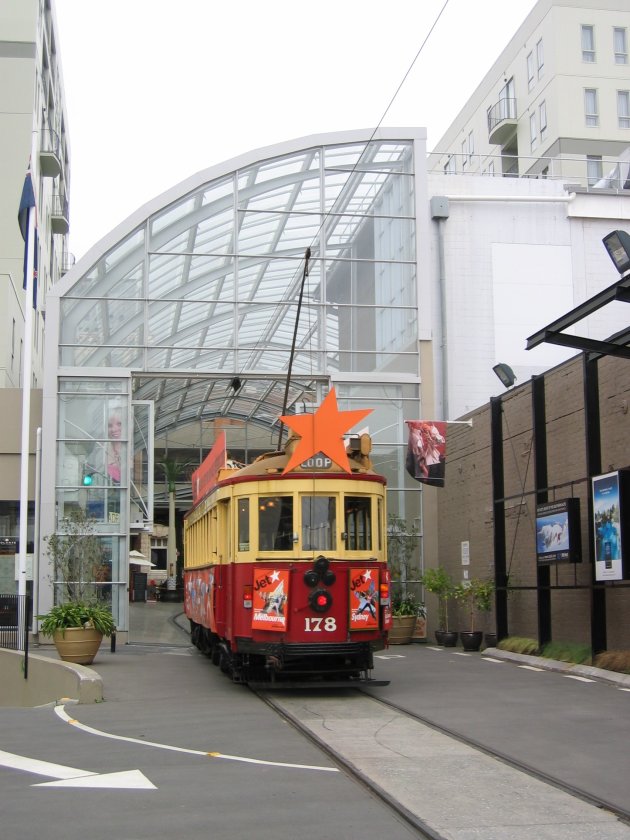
252;568;289;631
405;421;447;487
191;431;226;504
349;568;379;631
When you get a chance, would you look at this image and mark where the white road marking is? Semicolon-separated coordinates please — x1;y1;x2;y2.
518;665;544;672
482;657;504;663
0;749;155;789
54;705;338;772
375;654;406;659
619;688;630;692
426;646;444;651
563;675;595;683
453;652;470;657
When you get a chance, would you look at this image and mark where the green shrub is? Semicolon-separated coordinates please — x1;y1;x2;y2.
497;636;539;655
540;640;592;665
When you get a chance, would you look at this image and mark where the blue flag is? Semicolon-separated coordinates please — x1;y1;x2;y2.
17;162;37;308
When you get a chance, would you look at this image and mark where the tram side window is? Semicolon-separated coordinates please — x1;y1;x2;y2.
259;496;293;551
238;498;250;551
302;496;336;550
345;497;372;551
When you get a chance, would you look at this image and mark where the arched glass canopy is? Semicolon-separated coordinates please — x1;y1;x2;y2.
41;128;427;631
56;132;420;439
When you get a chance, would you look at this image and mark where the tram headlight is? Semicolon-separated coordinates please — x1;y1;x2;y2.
309;588;333;613
304;569;319;588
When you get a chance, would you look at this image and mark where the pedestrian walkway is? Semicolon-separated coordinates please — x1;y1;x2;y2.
127;601;190;646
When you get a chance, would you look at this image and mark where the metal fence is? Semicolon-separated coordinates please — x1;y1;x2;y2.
0;594;31;678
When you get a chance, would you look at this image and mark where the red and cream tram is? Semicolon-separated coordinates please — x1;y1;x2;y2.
183;390;391;686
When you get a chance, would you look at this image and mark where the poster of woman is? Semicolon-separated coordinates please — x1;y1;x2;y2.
405;421;447;487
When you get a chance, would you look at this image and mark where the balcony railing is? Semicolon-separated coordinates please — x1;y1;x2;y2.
487;97;517;145
39;128;62;178
428;150;630;194
51;194;69;235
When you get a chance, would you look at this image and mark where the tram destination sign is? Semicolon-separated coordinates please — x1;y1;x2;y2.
300;452;332;470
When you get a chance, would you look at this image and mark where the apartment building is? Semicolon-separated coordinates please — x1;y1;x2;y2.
428;0;630;187
0;0;70;567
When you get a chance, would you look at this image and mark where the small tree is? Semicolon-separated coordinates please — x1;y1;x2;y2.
420;566;454;631
454;578;495;632
45;507;106;604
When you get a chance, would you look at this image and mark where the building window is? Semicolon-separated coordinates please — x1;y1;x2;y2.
467;131;474;161
536;38;544;77
582;24;595;62
539;101;547;140
488;160;495;176
444;155;456;175
614;27;628;64
618;91;630;128
587;155;603;186
530;112;537;150
527;52;535;90
584;88;599;126
461;139;467;170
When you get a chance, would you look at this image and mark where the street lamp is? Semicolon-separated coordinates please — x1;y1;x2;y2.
602;230;630;275
493;363;516;388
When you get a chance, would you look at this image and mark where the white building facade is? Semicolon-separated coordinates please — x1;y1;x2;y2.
0;0;70;580
428;0;630;187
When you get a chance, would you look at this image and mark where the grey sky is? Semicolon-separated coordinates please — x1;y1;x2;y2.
54;0;536;259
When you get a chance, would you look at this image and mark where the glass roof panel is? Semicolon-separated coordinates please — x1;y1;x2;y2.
60;136;417;436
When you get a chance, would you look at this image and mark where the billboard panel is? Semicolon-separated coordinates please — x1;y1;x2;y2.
536;498;581;565
592;472;626;581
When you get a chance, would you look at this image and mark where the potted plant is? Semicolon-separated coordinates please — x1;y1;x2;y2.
420;566;456;646
38;602;115;665
38;508;116;665
389;591;424;645
454;577;495;652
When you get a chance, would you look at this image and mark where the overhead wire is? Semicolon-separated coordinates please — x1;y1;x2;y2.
235;0;451;421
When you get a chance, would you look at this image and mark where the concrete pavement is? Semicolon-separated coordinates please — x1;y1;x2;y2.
51;605;630;840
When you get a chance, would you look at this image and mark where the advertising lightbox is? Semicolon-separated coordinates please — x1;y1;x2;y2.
592;470;630;582
536;498;581;565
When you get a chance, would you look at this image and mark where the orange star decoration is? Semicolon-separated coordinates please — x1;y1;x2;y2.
280;388;372;474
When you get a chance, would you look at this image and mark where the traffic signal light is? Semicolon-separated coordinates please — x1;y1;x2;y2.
82;464;95;486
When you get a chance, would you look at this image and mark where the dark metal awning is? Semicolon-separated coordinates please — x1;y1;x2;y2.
527;273;630;360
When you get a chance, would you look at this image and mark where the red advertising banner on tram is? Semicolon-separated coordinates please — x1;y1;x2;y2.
252;568;289;632
349;568;379;630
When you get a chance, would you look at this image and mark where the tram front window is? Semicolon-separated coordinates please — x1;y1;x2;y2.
259;496;293;551
344;497;372;550
302;496;336;551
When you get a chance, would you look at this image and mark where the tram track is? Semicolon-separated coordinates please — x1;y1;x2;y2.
256;687;437;839
257;686;630;839
367;692;630;828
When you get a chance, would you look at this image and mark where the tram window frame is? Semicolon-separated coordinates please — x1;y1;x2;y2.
259;496;293;551
301;495;336;551
344;496;372;551
238;497;250;551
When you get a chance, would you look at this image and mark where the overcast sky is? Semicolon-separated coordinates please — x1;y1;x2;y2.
54;0;537;260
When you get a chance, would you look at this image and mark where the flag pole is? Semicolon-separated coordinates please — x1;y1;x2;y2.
17;205;35;605
17;145;37;651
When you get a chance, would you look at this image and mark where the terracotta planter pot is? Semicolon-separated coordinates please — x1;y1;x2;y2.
53;627;104;665
389;615;416;644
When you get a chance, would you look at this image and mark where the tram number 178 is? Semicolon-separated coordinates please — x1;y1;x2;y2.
304;617;337;632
